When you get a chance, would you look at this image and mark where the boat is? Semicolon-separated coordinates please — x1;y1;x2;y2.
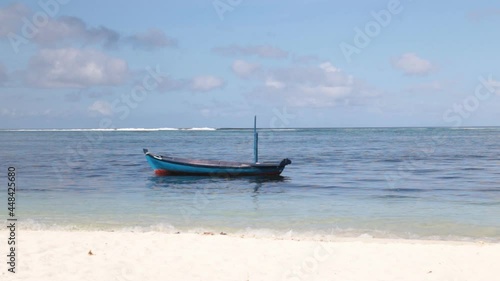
143;116;291;176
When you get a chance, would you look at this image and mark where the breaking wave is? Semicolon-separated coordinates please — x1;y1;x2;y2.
2;127;218;132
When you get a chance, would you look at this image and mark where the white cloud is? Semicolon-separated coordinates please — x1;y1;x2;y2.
0;3;30;36
265;77;285;89
246;61;378;108
125;28;177;50
213;44;288;59
483;77;500;95
302;85;351;97
287;85;352;107
231;60;260;78
0;4;176;50
25;48;128;88
88;100;113;116
31;16;120;48
319;62;340;73
190;75;224;92
391;53;434;76
0;3;119;48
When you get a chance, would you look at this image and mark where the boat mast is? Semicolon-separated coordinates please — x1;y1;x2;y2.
254;115;258;163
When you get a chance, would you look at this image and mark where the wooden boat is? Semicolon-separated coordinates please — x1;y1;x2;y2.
143;117;291;176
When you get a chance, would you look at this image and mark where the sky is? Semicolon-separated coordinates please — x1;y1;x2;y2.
1;0;500;129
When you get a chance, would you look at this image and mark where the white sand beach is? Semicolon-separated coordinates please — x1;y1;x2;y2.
1;231;499;281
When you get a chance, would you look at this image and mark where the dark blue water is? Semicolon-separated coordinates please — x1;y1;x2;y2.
1;127;499;240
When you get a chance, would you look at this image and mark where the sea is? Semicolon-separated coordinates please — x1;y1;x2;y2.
1;127;499;241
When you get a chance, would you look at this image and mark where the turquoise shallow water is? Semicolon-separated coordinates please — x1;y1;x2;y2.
1;127;499;241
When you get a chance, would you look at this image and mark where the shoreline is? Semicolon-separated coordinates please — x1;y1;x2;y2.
5;220;499;243
1;230;499;281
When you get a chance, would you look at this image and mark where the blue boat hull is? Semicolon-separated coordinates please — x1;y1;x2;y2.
144;149;291;176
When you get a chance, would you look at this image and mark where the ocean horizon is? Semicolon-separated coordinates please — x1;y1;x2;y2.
2;126;500;131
